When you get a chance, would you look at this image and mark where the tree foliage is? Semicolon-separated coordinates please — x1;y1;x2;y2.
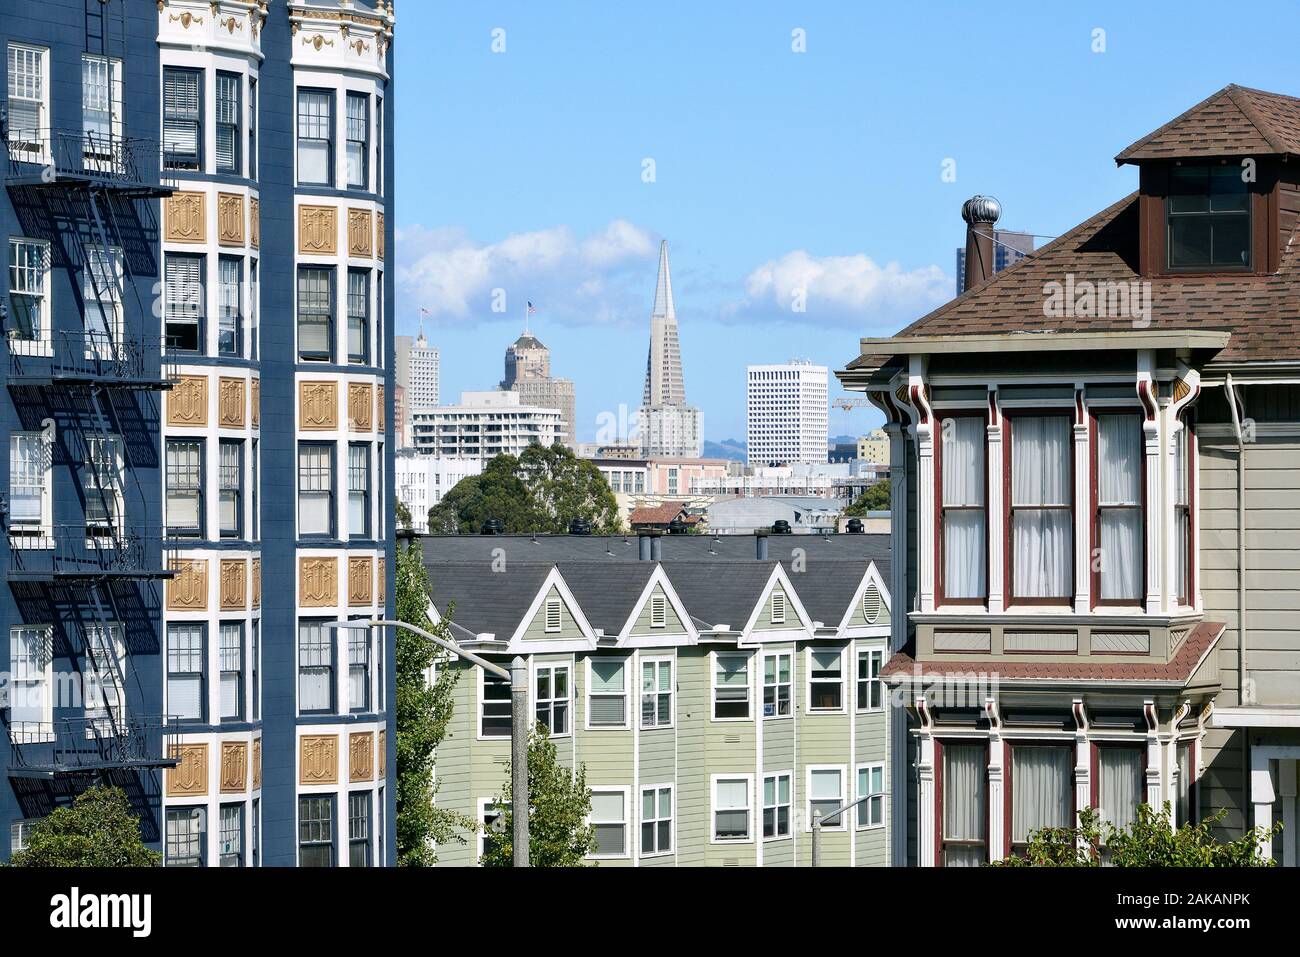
395;538;474;865
6;786;159;867
395;499;413;533
844;478;891;516
429;445;621;535
480;725;595;867
990;804;1279;867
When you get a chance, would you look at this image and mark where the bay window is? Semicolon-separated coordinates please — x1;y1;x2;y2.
298;796;334;867
298;442;334;538
297;89;333;186
1008;414;1073;602
166;807;206;867
347;268;370;364
1009;744;1074;855
220;804;243;867
1094;412;1143;602
939;742;986;866
218;256;242;357
1096;745;1144;832
346;92;369;189
297;266;333;361
349;624;371;713
587;658;627;727
349;792;371;867
219;439;243;538
939;414;986;601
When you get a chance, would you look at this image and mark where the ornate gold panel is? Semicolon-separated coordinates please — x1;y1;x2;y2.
348;382;374;432
377;211;385;259
299;557;338;607
166;743;208;797
348;208;373;257
220;559;248;611
217;192;245;247
165;190;206;244
298;204;337;255
167;375;208;427
377;557;386;601
251;378;261;427
348;556;373;607
250;197;260;249
167;559;208;611
349;732;374;783
378;729;386;778
218;376;246;428
299;380;338;430
253;737;262;790
300;734;339;785
252;557;262;609
220;741;248;793
377;385;386;432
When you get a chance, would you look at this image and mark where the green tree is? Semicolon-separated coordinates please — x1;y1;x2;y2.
395;538;475;865
429;445;621;535
6;786;159;867
845;478;891;516
395;499;413;533
480;725;594;867
990;804;1279;867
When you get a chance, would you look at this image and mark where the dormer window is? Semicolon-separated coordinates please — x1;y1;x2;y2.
1167;165;1251;271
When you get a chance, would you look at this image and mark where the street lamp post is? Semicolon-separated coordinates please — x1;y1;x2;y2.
328;619;530;867
810;793;876;867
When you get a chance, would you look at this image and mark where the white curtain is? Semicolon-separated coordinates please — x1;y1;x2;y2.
942;744;986;866
1098;414;1143;600
1012;416;1072;598
1098;747;1144;831
1011;746;1073;842
942;417;986;599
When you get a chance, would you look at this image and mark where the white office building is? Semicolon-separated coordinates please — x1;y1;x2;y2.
396;330;440;446
394;450;482;532
746;361;829;466
411;390;563;461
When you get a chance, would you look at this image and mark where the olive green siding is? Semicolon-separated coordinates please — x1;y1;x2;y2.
521;585;586;641
630;583;689;637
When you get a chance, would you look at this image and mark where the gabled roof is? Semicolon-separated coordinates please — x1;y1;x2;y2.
777;558;880;631
554;562;658;635
428;562;554;639
1116;85;1300;163
628;501;688;526
662;562;780;633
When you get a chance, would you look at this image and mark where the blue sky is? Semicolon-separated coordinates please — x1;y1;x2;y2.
395;1;1298;442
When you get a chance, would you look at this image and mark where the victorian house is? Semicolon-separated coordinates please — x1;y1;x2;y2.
839;85;1300;866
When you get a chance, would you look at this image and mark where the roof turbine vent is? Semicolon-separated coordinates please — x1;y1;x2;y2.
962;195;1002;226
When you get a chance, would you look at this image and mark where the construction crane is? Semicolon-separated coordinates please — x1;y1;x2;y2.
832;396;875;412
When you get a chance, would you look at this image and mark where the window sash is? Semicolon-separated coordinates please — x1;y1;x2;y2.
167;623;205;722
1009;415;1073;601
345;93;368;188
480;671;512;736
166;441;203;533
762;774;791;838
941;742;987;867
534;664;570;735
714;779;750;840
215;73;240;173
166;808;206;866
713;655;750;718
162;68;201;167
297;90;333;184
298;444;334;537
762;653;791;718
9;433;48;525
640;660;672;728
856;649;884;711
640;786;672;855
298;622;334;713
297;268;333;358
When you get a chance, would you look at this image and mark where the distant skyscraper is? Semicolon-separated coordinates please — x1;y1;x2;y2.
955;229;1036;295
501;325;576;448
396;326;440;447
638;241;703;457
746;361;829;466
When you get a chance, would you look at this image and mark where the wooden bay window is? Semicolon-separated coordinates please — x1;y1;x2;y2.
937;414;987;604
936;740;987;867
1005;413;1073;605
1007;742;1075;857
1091;411;1144;605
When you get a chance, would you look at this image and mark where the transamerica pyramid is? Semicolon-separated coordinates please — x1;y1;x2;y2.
642;240;687;407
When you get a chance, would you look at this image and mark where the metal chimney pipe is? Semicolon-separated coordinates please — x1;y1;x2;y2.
962;195;1001;291
756;532;769;561
651;535;663;561
638;533;652;561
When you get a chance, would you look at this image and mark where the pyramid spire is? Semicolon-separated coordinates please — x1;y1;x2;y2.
652;239;675;321
642;240;686;408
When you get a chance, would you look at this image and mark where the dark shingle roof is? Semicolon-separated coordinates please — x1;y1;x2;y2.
428;562;554;639
554;562;657;635
1116;85;1300;163
779;559;872;628
663;562;780;632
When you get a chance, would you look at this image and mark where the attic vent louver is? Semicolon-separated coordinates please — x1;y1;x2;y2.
862;583;882;624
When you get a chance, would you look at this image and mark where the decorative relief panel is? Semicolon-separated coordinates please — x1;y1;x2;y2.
167;375;208;427
348;208;373;257
251;377;261;427
167;743;208;797
377;385;386;432
218;376;246;428
348;556;373;606
252;557;262;608
217;192;245;247
378;729;386;778
299;557;338;608
250;197;260;248
167;559;208;611
253;737;262;790
220;741;248;793
220;558;248;610
299;380;338;430
300;734;339;785
349;732;374;782
377;211;385;259
298;204;337;255
377;557;386;602
348;382;374;431
1005;631;1079;653
165;190;206;244
932;631;991;653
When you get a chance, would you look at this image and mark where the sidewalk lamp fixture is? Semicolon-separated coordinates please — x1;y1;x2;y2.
326;619;530;867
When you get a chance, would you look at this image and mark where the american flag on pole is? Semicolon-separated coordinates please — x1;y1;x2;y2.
527;301;537;316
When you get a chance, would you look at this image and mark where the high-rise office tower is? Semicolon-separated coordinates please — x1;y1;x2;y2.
638;241;702;457
746;361;830;466
501;326;576;449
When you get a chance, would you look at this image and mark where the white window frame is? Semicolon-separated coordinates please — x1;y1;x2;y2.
7;43;50;162
588;786;629;860
476;797;508;865
8;430;52;545
584;655;629;731
856;762;886;830
639;655;673;730
806;647;846;715
8;624;53;739
806;765;847;832
7;237;51;356
710;774;753;844
710;651;751;722
770;590;786;624
533;661;571;738
856;647;885;714
649;593;666;628
762;770;793;842
84;622;126;732
81;54;123;172
543;596;562;633
761;650;793;720
83;243;124;358
639;784;673;858
476;666;512;741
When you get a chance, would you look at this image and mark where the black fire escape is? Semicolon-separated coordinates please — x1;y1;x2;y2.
3;0;178;778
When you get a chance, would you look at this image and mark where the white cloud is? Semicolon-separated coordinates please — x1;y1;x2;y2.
396;219;657;325
723;250;950;330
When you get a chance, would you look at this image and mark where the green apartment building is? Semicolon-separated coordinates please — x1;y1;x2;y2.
423;534;894;866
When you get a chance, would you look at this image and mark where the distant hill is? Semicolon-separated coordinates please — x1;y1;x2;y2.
703;438;747;462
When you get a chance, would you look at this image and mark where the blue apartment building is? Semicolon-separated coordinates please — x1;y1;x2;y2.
1;0;396;866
